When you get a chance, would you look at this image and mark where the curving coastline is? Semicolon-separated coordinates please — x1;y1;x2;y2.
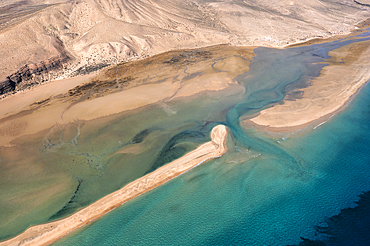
1;22;370;244
246;39;370;132
0;125;228;246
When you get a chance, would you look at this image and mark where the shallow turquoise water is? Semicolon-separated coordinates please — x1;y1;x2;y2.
55;33;370;245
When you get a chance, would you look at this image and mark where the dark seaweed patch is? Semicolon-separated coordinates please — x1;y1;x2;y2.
48;179;83;221
292;191;370;246
163;51;211;65
67;76;135;97
145;130;206;174
132;129;152;144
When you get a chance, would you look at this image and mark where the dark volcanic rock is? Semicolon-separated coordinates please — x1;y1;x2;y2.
0;80;16;95
0;55;70;96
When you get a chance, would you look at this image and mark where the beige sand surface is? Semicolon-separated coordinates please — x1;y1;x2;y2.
0;74;95;119
0;76;232;147
0;45;248;240
64;81;179;121
0;45;252;147
248;40;370;130
1;0;369;89
0;125;227;246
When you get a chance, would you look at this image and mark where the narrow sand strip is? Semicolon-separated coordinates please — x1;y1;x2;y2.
0;125;227;246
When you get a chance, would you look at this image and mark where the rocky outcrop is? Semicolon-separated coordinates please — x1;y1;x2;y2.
0;80;16;95
0;55;70;96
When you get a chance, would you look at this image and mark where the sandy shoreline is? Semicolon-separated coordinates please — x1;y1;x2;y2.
0;125;227;246
0;45;246;241
1;25;370;244
282;18;370;49
247;39;370;133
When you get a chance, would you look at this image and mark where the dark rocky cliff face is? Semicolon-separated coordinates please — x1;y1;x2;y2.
0;79;16;95
0;55;70;96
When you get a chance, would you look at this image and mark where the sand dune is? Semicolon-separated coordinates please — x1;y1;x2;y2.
0;125;227;246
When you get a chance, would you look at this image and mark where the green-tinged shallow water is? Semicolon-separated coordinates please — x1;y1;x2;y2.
1;29;370;245
55;81;370;246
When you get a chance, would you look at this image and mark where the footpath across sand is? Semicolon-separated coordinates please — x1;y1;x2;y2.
0;125;228;246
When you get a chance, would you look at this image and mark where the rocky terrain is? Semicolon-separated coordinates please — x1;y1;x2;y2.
0;0;369;96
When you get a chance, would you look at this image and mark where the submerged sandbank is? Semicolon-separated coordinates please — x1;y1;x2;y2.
247;39;370;132
0;125;227;246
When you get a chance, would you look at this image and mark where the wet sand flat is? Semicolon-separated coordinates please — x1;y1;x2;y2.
0;45;254;147
2;28;370;245
0;45;252;241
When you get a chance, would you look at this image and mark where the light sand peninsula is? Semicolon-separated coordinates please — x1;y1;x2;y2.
0;45;245;241
246;40;370;131
0;125;227;246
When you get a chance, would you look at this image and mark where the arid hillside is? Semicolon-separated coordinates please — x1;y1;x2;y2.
0;0;369;94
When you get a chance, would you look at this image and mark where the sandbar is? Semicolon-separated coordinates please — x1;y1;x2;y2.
0;125;227;246
247;40;370;132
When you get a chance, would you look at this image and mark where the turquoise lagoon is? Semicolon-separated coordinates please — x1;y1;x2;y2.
53;32;370;245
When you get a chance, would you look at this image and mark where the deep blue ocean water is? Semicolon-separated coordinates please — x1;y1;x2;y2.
55;32;370;245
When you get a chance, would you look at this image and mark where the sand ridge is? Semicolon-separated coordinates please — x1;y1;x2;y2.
0;125;228;246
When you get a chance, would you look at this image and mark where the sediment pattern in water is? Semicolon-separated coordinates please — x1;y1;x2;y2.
1;28;370;245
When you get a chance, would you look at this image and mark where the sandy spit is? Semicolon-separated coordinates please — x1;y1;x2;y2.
0;125;228;246
247;40;370;132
